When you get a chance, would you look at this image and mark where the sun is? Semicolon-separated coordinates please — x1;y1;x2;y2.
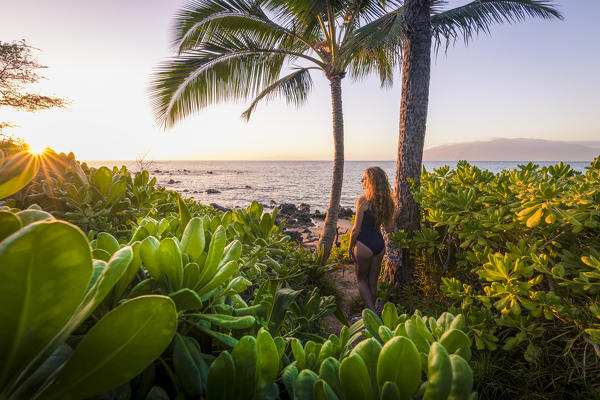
27;141;49;155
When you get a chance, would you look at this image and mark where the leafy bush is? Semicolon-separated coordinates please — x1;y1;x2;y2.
389;159;600;397
0;210;177;400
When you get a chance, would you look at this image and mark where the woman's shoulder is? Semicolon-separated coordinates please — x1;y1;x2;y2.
356;195;369;210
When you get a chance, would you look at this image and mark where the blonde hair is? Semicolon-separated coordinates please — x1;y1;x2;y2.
363;166;394;230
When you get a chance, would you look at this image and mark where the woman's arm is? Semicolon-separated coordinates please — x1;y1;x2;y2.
384;204;401;234
348;196;366;259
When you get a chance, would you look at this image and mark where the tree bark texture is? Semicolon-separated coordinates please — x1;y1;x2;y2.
318;76;345;264
383;0;432;285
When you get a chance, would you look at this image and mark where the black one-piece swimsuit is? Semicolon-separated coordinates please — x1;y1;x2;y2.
357;208;385;255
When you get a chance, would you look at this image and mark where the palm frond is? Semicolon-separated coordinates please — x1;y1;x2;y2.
175;0;317;54
432;0;563;50
346;44;400;88
348;7;405;51
241;67;314;121
150;34;296;129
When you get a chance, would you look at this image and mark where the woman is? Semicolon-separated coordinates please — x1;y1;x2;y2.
347;166;395;312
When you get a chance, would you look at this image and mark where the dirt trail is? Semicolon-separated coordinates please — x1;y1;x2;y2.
323;262;360;335
290;218;360;335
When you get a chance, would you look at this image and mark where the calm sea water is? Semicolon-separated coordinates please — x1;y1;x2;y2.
85;160;591;211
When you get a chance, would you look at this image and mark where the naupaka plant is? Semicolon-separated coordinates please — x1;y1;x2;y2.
0;210;177;400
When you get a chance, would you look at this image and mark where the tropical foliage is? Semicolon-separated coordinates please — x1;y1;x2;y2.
388;159;600;396
1;144;481;399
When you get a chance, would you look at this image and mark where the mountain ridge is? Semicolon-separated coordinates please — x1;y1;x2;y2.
423;138;600;161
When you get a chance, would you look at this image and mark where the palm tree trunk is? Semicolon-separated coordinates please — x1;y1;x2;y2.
318;75;345;264
383;0;431;285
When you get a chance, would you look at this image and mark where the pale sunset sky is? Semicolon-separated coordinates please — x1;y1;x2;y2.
1;1;598;160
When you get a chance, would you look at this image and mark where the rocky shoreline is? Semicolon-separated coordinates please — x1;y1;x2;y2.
209;201;354;247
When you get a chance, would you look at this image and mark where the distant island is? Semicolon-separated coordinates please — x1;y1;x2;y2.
423;138;600;161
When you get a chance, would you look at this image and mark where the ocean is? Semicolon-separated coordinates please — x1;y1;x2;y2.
85;160;591;211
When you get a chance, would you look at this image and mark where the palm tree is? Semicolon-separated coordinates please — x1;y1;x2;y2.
370;0;563;284
150;0;399;262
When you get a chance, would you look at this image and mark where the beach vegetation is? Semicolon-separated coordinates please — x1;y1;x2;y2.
385;159;600;397
3;139;600;397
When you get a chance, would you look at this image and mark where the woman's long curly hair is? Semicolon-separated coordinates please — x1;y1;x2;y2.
363;166;394;230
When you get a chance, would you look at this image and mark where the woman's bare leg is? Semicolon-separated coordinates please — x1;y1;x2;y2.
354;241;375;311
369;251;384;308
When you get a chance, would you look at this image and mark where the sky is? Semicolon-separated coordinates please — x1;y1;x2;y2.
1;1;598;160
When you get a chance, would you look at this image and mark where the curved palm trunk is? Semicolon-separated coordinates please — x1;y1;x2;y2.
383;0;432;285
318;75;345;264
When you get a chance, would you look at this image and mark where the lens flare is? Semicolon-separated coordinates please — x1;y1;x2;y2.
27;142;49;155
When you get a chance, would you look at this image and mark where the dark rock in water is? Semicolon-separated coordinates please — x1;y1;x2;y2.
210;203;232;212
279;203;298;215
270;200;277;205
183;189;189;192
312;209;325;220
153;169;161;173
206;189;220;194
339;207;354;219
285;230;303;244
245;185;252;189
303;228;311;233
168;179;181;184
295;213;313;225
207;171;213;174
298;203;311;213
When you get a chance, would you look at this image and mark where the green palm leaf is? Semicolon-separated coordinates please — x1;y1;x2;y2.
241;67;314;121
432;0;563;49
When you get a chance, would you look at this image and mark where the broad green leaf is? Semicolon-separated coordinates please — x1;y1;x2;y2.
377;337;421;399
231;336;257;397
0;152;39;199
0;210;21;242
439;330;471;354
196;226;226;288
96;232;120;255
177;194;191;235
113;241;143;301
91;167;112;196
256;329;279;391
173;334;208;398
314;379;339;400
139;236;161;281
40;296;177;400
296;370;319;400
0;221;92;392
169;288;203;311
423;343;452;400
350;338;381;396
181;217;205;261
318;358;343;399
339;353;374;400
107;180;126;205
158;238;184;290
206;351;235;400
448;354;473;400
183;262;201;289
197;260;238;296
15;209;53;227
281;365;298;399
9;344;72;400
197;313;255;330
269;287;301;334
